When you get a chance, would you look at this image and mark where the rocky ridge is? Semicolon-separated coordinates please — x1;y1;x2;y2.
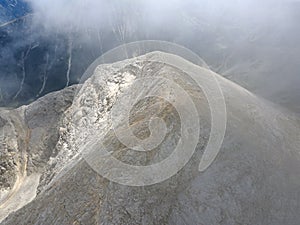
0;52;300;225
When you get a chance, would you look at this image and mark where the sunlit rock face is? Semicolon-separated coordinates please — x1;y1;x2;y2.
1;52;300;225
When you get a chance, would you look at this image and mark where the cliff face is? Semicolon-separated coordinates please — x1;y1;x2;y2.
1;52;300;225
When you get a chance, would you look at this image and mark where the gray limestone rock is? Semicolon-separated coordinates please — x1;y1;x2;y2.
1;52;300;225
0;85;78;222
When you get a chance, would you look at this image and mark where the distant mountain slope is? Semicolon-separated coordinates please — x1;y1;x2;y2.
0;0;30;23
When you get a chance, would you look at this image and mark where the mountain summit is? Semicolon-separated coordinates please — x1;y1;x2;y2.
1;52;300;225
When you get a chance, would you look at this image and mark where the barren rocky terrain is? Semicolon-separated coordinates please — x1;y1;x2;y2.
0;52;300;225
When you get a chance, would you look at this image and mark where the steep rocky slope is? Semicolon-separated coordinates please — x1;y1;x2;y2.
1;52;300;225
0;85;77;222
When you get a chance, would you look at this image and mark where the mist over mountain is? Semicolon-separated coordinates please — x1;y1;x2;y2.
0;0;300;114
0;2;300;224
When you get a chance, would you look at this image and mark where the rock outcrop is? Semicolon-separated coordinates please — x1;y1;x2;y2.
1;52;300;225
0;85;77;222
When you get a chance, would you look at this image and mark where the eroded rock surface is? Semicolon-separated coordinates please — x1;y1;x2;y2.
0;85;77;222
1;52;300;225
